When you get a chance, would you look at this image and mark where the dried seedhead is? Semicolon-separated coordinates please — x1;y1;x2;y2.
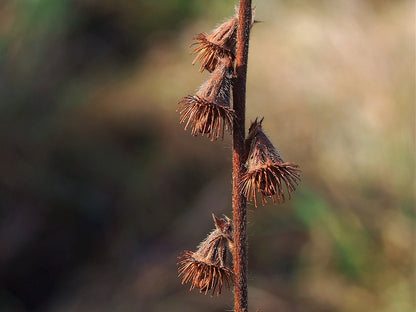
191;7;256;72
178;214;234;296
191;16;237;72
177;58;235;140
240;118;301;207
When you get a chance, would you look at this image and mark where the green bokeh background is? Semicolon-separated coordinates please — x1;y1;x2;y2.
0;1;414;311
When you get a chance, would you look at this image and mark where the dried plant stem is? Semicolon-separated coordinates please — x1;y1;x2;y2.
232;1;252;311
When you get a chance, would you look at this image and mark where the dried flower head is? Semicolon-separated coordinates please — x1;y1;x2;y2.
191;7;256;72
191;16;237;72
241;118;301;207
178;214;234;296
177;58;235;140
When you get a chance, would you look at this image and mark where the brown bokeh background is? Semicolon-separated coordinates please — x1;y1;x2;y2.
0;0;414;311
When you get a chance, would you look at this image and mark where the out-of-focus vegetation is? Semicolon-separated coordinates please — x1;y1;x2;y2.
0;0;414;311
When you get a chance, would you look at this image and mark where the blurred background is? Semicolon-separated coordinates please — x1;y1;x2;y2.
0;0;414;311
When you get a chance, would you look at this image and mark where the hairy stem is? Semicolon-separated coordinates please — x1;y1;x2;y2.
232;1;251;311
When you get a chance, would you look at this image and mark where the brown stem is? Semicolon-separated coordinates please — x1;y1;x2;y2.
232;1;251;312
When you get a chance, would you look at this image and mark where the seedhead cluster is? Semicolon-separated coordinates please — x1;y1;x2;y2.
176;2;301;310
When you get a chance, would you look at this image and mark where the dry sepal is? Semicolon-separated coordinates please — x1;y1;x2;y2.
240;118;301;207
178;214;234;296
177;58;235;141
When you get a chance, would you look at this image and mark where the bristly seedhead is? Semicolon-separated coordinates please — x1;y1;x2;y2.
177;214;234;296
240;118;301;207
191;16;237;73
177;58;236;141
191;7;256;72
